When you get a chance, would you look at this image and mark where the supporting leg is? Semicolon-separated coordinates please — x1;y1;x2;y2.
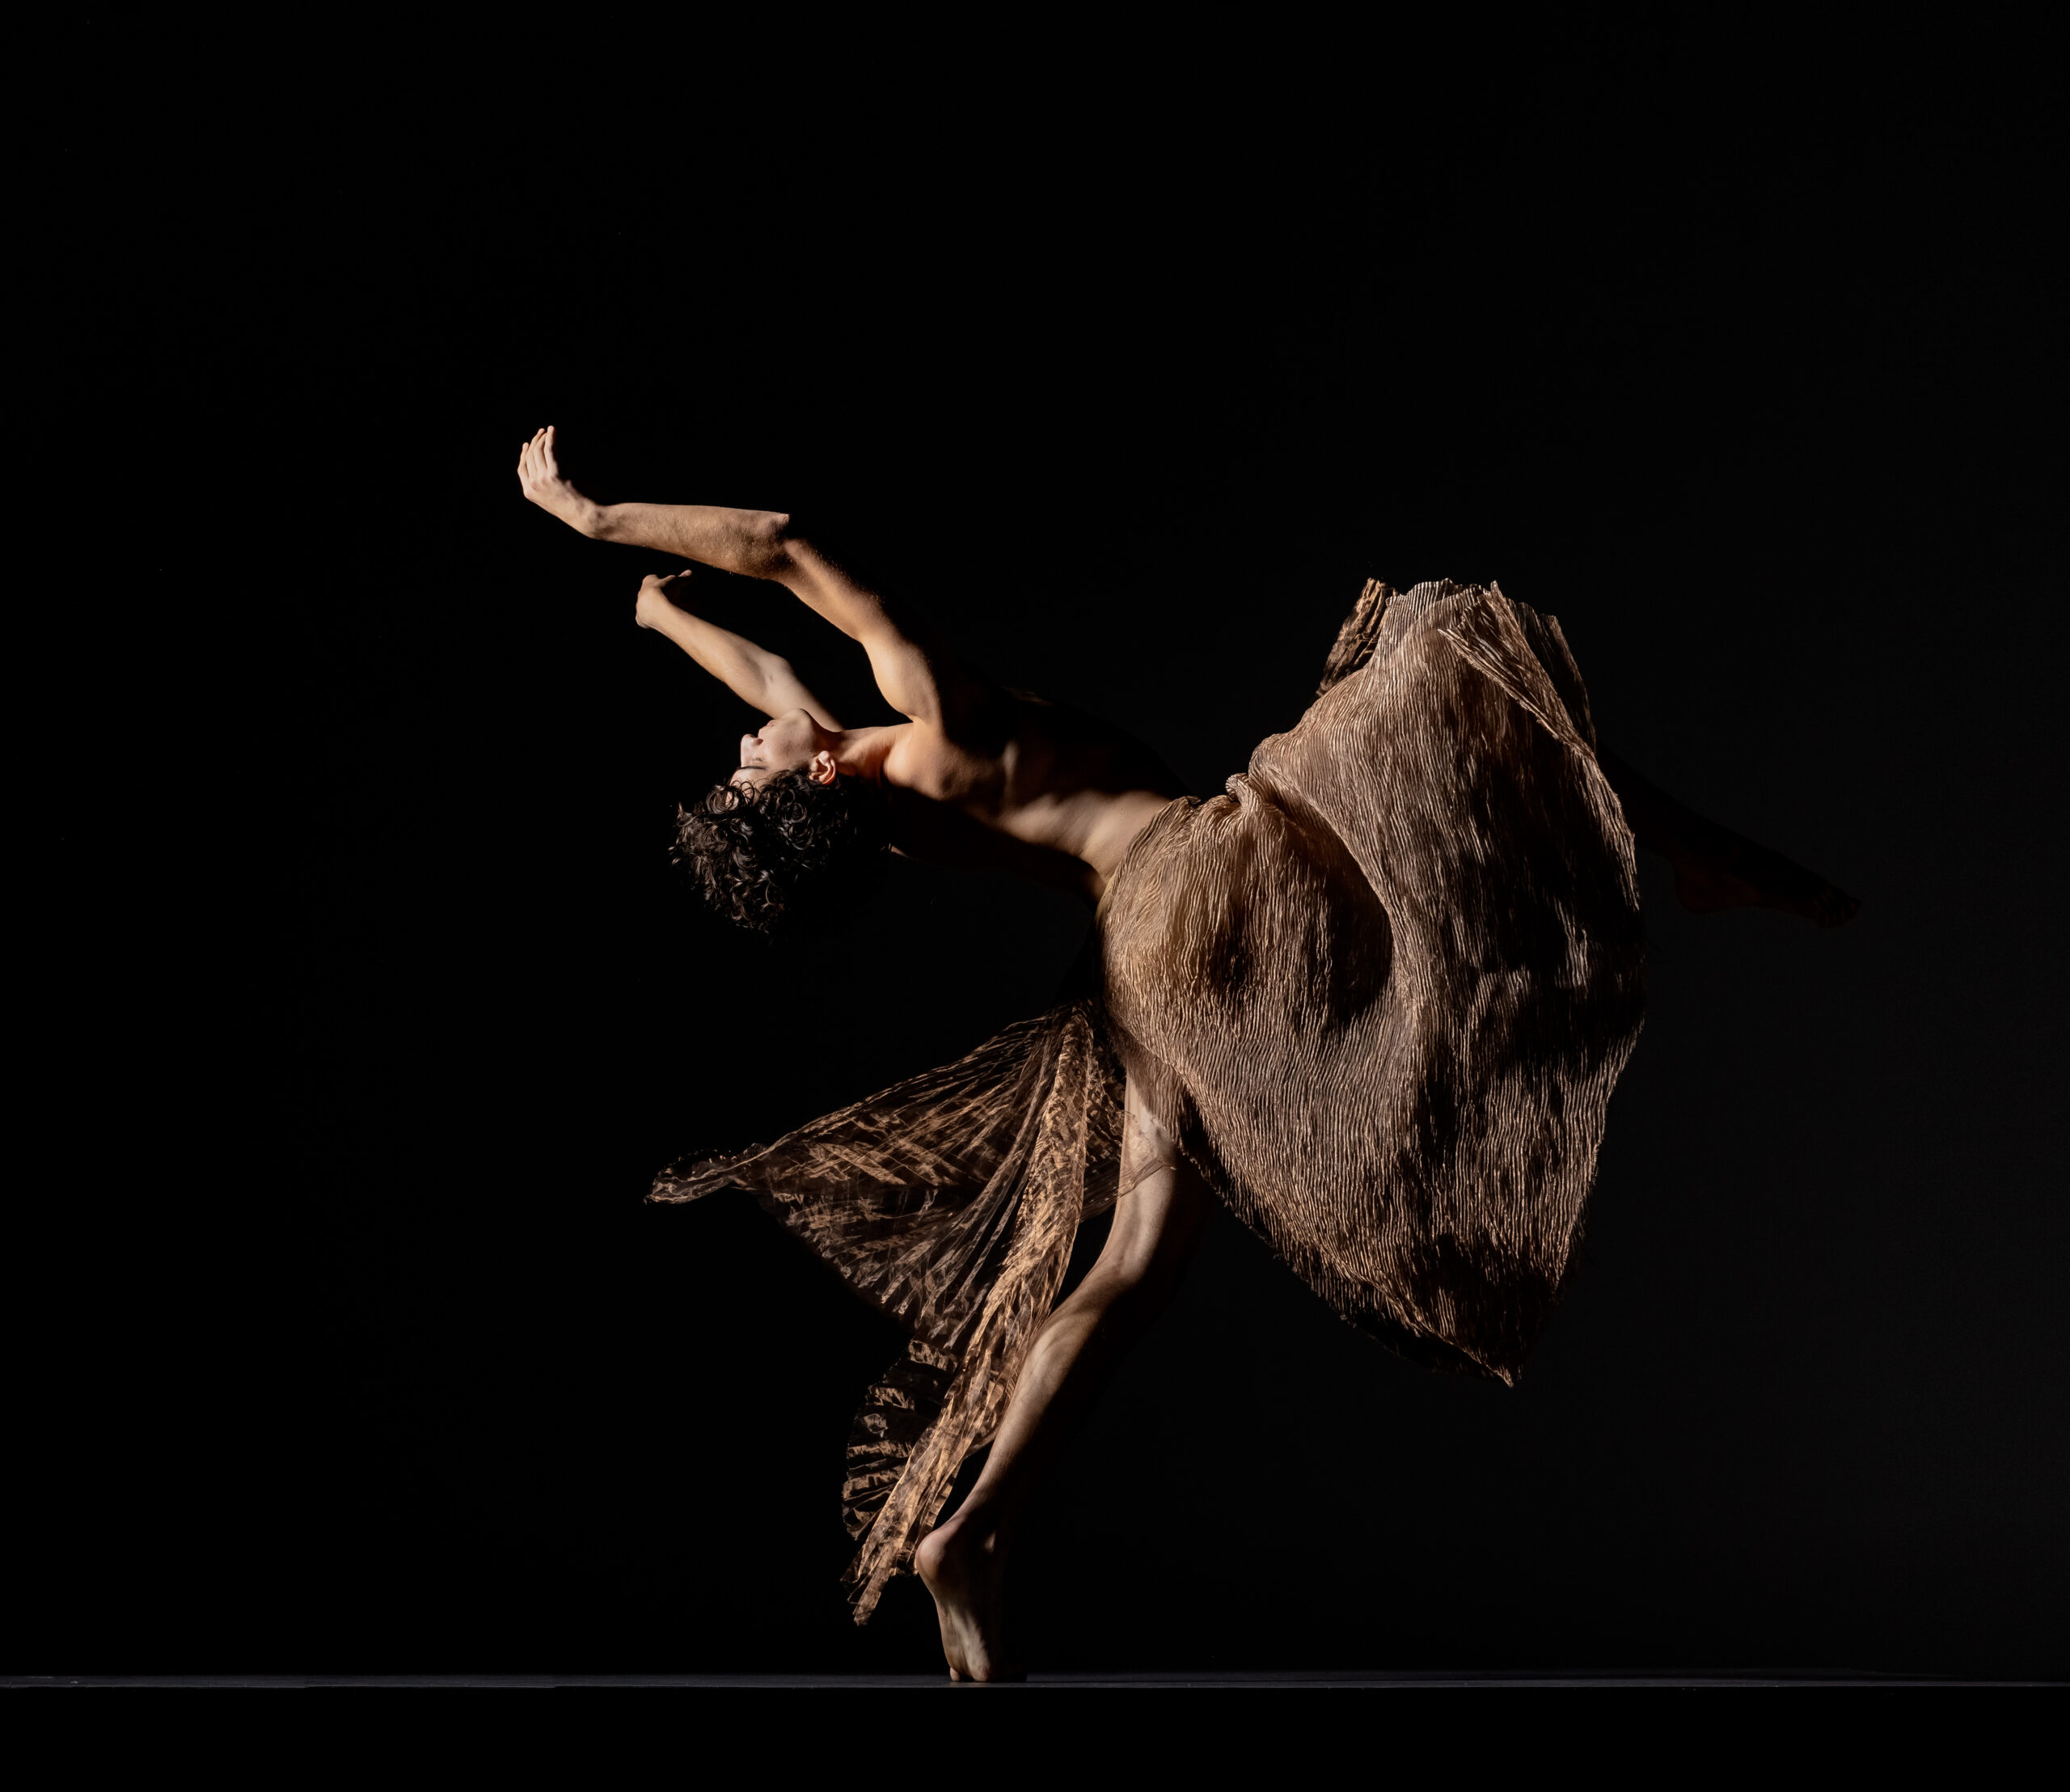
915;1076;1210;1681
1597;746;1861;928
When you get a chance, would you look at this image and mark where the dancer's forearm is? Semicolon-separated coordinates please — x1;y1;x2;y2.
604;501;944;725
519;430;790;576
647;606;783;703
593;503;795;580
516;428;949;723
634;576;840;725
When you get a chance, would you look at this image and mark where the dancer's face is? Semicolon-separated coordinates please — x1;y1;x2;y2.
731;709;834;792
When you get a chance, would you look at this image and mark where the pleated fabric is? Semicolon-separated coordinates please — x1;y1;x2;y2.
650;1004;1126;1620
649;578;1645;1620
1099;579;1645;1380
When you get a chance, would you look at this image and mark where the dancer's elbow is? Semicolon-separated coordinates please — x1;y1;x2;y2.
744;511;801;579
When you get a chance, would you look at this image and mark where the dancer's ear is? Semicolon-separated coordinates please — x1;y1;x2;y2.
809;750;839;787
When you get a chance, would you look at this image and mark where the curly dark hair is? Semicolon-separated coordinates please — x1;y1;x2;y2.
670;769;890;935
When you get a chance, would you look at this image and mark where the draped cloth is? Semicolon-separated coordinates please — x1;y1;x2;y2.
649;579;1645;1621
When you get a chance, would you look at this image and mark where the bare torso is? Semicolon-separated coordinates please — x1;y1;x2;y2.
877;690;1188;902
512;437;1185;899
516;429;1862;1684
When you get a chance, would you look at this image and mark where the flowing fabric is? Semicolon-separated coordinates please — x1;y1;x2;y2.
650;578;1645;1621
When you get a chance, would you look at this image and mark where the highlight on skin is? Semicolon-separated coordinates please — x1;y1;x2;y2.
517;422;1861;1684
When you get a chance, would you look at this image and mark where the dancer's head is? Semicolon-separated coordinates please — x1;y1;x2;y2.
670;711;889;934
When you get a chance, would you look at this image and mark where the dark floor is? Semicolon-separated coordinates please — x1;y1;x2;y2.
6;1672;2047;1689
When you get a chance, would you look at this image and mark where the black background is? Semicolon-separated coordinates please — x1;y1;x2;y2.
20;16;2063;1676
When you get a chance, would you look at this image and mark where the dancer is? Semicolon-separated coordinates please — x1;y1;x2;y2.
518;425;1857;1680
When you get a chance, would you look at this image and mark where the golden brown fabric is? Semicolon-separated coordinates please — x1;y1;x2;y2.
649;1004;1127;1621
649;579;1645;1621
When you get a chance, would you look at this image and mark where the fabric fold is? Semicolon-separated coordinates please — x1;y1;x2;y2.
649;577;1645;1619
651;1000;1122;1620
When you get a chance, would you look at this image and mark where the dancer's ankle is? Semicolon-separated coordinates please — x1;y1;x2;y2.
933;1498;1010;1562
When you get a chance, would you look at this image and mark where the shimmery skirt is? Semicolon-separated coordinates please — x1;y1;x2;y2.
651;579;1645;1620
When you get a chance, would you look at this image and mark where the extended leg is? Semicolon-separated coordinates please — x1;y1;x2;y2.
915;1077;1210;1681
1597;746;1861;928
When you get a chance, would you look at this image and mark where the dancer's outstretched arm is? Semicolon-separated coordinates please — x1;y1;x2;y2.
631;573;843;728
518;426;983;733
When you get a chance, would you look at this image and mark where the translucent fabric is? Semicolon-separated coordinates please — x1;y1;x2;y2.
649;580;1645;1621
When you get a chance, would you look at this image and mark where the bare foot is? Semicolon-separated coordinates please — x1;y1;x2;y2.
515;425;604;536
1671;838;1861;928
915;1512;1020;1682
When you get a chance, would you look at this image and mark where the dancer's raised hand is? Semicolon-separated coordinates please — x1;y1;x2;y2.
635;570;694;631
516;425;604;537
